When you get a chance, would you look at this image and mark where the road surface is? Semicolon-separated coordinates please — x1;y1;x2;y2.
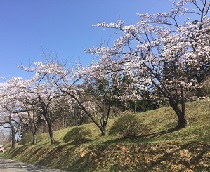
0;157;65;172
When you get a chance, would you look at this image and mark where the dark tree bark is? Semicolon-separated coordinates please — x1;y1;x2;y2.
11;125;16;149
42;110;55;145
169;92;188;129
46;118;55;145
39;96;56;145
32;132;37;145
66;91;110;136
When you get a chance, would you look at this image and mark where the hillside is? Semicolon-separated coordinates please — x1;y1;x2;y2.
1;99;210;172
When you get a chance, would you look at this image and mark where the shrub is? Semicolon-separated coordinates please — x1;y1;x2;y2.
18;132;44;145
63;126;93;144
18;132;33;145
109;114;143;138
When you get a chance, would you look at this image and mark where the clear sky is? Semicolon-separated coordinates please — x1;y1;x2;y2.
0;0;172;79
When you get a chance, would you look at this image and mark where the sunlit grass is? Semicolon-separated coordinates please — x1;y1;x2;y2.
2;98;210;171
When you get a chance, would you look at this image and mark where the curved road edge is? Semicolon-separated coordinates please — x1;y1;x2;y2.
0;157;66;172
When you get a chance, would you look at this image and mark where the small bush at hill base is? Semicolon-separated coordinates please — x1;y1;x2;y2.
109;114;143;138
18;132;43;145
18;132;32;145
63;126;93;144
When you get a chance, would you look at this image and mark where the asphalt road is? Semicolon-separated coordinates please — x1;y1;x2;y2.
0;157;65;172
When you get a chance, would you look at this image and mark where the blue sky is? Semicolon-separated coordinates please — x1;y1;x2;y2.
0;0;172;79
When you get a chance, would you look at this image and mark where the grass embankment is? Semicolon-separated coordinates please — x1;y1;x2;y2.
1;99;210;171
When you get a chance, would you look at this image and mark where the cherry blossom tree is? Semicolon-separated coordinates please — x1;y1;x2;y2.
19;59;70;145
20;101;43;145
75;57;144;135
87;0;210;128
26;59;110;136
0;77;30;148
0;59;75;145
29;59;115;136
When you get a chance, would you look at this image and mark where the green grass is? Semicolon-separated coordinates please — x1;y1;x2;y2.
1;98;210;172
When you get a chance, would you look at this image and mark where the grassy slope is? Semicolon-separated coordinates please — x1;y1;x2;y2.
1;99;210;172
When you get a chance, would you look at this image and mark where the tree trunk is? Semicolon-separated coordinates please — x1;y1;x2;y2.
32;129;37;145
177;112;188;128
100;126;106;136
46;119;55;145
99;118;106;136
11;126;16;149
179;86;188;128
32;134;37;145
42;111;55;145
169;97;188;129
31;119;38;145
